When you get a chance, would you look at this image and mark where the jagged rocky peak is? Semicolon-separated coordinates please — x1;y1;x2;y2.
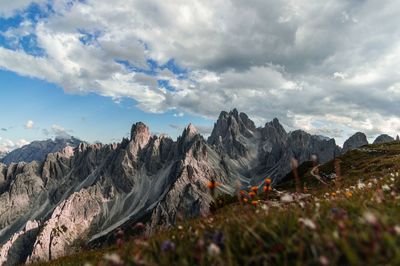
60;146;74;158
75;142;103;153
130;122;151;148
184;123;198;138
373;134;394;144
261;118;287;142
207;109;257;159
342;132;368;153
208;109;256;145
177;124;205;156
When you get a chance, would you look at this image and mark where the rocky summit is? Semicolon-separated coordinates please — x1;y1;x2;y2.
342;132;368;153
373;134;395;144
0;109;393;265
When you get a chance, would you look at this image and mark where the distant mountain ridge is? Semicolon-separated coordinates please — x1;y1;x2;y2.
0;137;82;165
0;152;7;160
0;109;398;265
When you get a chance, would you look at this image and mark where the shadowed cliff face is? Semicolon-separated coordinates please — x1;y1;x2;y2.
0;111;345;264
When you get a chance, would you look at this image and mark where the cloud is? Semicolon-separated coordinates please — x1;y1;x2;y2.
41;124;74;139
25;120;34;129
0;0;47;17
169;124;213;136
0;0;400;144
173;112;184;117
50;124;73;139
0;138;30;153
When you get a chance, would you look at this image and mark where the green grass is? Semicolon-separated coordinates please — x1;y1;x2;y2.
36;142;400;266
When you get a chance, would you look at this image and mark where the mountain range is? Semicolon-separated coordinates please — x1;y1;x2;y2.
0;137;82;165
0;109;397;265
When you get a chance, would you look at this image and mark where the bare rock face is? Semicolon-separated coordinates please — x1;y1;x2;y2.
208;109;256;158
0;110;349;264
342;132;368;153
0;220;39;266
373;134;394;144
209;110;340;184
27;189;102;263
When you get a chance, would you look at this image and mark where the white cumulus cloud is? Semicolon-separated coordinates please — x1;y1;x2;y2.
0;0;400;143
25;120;34;129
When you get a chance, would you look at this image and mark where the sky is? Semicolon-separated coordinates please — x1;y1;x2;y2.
1;0;400;152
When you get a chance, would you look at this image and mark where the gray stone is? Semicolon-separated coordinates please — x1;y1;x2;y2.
373;134;394;144
342;132;368;153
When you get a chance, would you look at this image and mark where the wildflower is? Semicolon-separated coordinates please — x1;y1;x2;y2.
243;198;248;203
133;222;145;231
196;238;206;250
116;238;124;249
116;228;124;249
331;192;336;197
331;207;348;220
298;218;316;230
207;178;217;190
265;178;272;185
263;185;272;193
250;186;259;193
103;253;123;265
382;184;391;192
332;230;339;240
367;182;373;188
248;191;256;198
251;200;259;207
345;191;353;198
319;255;329;266
363;211;378;226
357;182;366;189
207;177;218;197
161;240;176;252
281;193;294;203
239;190;246;196
212;231;225;248
261;204;269;212
207;243;221;256
394;225;400;235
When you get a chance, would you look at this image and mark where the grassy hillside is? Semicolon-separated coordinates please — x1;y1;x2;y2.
36;142;400;266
